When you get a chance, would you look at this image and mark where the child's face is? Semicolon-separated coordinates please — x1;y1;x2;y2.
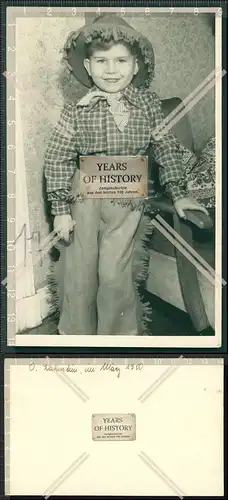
84;43;139;93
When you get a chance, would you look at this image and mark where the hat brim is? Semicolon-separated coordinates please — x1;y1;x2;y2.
63;23;155;88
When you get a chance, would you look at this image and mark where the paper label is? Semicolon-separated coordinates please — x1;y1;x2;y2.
79;156;148;199
92;413;136;441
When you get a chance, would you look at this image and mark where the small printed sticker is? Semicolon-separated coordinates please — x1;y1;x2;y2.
79;156;148;199
92;413;136;441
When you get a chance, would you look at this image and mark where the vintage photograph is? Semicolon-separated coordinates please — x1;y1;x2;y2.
7;7;222;347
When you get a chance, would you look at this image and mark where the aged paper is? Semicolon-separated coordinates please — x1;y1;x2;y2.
92;413;136;441
5;358;224;496
79;156;148;199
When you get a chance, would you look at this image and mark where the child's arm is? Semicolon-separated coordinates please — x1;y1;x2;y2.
149;93;208;217
44;102;78;216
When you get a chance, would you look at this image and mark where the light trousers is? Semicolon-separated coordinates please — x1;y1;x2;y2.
57;197;144;335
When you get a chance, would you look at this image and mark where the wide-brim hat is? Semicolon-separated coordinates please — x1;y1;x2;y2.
62;13;155;88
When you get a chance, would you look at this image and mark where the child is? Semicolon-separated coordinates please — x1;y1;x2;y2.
44;14;208;335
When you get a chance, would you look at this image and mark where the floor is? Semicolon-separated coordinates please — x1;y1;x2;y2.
19;207;215;337
22;290;214;336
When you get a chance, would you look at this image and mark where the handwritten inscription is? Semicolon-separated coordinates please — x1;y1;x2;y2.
100;362;121;378
42;361;143;378
43;364;95;374
13;223;46;268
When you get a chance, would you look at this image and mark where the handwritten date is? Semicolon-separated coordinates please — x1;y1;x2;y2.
42;361;143;378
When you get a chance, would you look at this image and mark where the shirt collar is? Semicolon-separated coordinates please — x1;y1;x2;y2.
120;84;142;108
76;83;142;110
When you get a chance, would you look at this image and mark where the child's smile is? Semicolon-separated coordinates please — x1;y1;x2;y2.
84;43;139;93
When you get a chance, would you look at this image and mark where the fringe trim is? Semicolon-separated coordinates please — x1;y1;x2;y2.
46;264;61;318
133;214;154;334
110;199;145;211
46;212;154;335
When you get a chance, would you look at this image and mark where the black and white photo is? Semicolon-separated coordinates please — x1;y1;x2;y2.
6;6;223;347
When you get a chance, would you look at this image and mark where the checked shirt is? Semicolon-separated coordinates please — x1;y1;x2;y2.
44;84;187;215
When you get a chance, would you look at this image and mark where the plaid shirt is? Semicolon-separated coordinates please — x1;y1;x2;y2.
44;84;187;215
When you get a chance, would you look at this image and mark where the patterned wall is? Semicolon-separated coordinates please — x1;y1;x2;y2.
16;15;86;290
16;13;215;290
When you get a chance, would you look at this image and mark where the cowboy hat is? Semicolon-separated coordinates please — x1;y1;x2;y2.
62;13;155;88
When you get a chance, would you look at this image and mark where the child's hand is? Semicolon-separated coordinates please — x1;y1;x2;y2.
174;197;209;219
54;214;75;242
